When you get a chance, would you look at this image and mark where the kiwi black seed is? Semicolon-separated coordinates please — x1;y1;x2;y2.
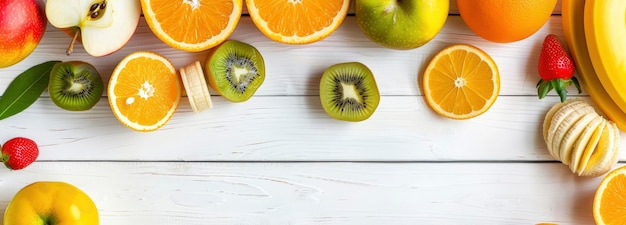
319;62;380;122
48;61;104;111
205;40;265;102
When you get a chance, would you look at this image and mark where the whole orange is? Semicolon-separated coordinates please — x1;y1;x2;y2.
457;0;558;43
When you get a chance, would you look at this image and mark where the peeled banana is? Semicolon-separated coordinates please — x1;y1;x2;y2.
543;99;620;176
561;0;626;131
180;61;213;112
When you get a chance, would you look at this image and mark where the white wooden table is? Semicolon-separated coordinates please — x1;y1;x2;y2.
1;1;621;224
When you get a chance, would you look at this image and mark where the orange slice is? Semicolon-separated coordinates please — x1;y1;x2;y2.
246;0;350;44
594;165;626;225
422;44;500;120
108;51;181;132
141;0;243;52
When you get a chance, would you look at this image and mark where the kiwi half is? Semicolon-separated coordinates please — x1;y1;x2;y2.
49;61;104;111
204;40;265;102
319;62;380;122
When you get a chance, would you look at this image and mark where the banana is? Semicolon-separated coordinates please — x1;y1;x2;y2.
569;115;603;173
575;119;605;175
543;99;621;176
543;100;567;144
550;102;595;160
547;99;594;159
580;121;619;177
582;0;626;128
180;61;213;113
561;0;626;131
545;99;584;158
559;112;598;166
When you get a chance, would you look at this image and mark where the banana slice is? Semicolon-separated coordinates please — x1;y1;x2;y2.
548;100;595;160
543;100;568;143
569;116;604;173
576;119;606;175
180;61;213;112
545;99;586;158
581;121;619;177
559;112;600;165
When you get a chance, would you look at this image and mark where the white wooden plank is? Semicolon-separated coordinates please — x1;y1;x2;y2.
0;15;567;97
4;95;622;162
0;161;602;225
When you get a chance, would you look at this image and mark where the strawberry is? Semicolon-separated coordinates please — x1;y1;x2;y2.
536;34;581;102
1;137;39;170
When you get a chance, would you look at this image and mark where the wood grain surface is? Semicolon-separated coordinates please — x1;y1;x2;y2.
0;0;617;224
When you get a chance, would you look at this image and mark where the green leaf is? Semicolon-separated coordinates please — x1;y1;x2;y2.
571;76;582;94
0;61;61;120
537;80;553;99
551;79;568;102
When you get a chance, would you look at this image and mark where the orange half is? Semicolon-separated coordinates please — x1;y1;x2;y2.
594;165;626;225
246;0;350;44
423;44;500;120
108;51;181;132
141;0;243;52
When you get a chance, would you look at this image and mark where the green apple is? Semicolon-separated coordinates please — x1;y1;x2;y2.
4;181;99;225
45;0;141;56
355;0;449;50
0;0;46;68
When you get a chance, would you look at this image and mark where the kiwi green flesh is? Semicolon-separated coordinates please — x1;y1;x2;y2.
49;61;104;111
207;40;265;102
320;62;380;122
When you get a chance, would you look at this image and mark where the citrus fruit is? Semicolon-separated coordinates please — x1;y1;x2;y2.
457;0;558;43
108;51;181;132
141;0;243;52
246;0;350;44
422;44;500;120
593;165;626;225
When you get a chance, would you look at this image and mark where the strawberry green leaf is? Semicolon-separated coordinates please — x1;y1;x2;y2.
571;76;582;94
0;61;61;120
536;80;553;99
551;79;567;102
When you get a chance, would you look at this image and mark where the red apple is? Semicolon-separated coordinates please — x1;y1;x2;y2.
0;0;46;68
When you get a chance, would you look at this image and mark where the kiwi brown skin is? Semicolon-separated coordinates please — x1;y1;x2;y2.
204;40;265;102
48;61;104;111
319;62;380;122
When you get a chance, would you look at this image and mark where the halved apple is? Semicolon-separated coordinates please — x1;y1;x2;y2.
45;0;141;56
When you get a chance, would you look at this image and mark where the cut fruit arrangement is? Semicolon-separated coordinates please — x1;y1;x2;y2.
1;0;626;223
